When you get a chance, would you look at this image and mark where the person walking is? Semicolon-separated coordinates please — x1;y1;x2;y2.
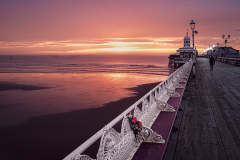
209;56;215;69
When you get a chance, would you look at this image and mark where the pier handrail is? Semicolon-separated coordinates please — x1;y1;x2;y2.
64;60;193;160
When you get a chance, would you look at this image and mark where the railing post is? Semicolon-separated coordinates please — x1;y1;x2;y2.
192;63;196;78
155;90;158;98
150;93;152;105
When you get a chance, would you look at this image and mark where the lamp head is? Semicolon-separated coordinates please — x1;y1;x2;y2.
228;34;231;39
222;34;225;39
190;20;195;29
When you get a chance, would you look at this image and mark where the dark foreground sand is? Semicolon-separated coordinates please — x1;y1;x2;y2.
0;82;160;160
0;82;51;91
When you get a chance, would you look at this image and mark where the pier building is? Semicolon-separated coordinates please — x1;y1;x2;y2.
206;46;239;58
168;33;197;67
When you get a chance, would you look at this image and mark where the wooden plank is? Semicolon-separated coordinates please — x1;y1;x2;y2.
163;58;240;160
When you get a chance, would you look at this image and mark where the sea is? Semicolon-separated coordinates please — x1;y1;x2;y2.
0;54;175;126
0;54;175;159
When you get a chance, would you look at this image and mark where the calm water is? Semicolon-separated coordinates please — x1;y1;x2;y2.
0;54;174;126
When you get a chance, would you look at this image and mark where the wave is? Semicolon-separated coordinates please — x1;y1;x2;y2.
0;55;175;75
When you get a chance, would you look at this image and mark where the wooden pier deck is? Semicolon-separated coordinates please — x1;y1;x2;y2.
163;58;240;160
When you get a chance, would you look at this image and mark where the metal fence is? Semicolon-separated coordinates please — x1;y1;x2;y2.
64;60;193;160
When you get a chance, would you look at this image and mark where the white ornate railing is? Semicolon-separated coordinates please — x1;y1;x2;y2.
64;60;193;160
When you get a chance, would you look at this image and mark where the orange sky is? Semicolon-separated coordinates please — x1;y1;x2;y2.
0;0;240;55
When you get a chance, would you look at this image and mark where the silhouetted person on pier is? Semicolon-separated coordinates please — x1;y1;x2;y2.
209;56;215;69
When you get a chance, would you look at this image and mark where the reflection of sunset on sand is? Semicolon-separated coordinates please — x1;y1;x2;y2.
0;72;165;126
0;55;172;127
108;73;127;78
0;54;172;160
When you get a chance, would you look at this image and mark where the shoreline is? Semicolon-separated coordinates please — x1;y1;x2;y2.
0;81;160;160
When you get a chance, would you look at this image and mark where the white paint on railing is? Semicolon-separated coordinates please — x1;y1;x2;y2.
63;60;193;160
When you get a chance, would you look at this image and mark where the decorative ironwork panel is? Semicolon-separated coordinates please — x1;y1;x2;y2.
151;95;175;112
72;154;95;160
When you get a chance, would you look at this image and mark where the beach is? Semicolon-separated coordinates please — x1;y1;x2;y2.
0;82;160;160
0;55;174;159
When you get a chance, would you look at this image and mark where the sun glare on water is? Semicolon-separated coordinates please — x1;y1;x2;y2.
108;73;127;78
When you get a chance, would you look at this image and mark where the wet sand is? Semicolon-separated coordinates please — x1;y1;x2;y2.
0;82;160;160
0;82;51;91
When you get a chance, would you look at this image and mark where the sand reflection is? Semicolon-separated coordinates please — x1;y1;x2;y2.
0;72;168;126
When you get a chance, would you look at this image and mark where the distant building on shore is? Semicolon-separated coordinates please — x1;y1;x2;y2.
168;33;197;67
206;47;239;58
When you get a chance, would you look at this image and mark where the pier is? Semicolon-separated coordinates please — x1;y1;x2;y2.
164;58;240;160
64;57;240;160
64;60;193;160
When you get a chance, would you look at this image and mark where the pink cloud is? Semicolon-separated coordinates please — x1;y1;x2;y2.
0;0;240;54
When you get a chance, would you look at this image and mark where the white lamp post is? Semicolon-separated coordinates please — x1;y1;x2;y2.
190;20;198;78
190;20;198;50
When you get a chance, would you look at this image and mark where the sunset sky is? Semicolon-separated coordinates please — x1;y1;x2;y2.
0;0;240;55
